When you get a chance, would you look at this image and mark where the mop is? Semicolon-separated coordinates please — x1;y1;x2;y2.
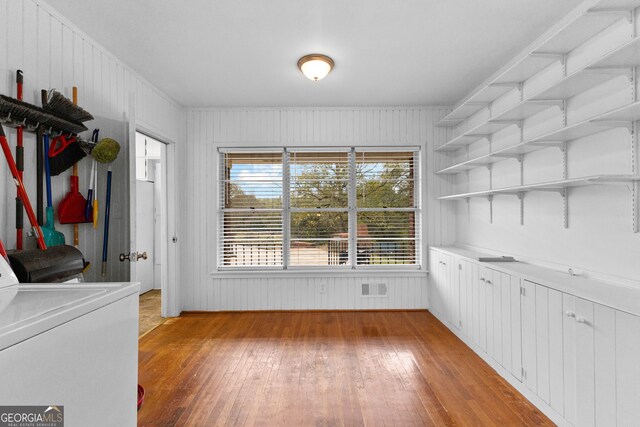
91;137;120;278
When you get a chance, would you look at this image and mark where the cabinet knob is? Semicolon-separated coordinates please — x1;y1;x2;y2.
480;277;486;282
565;311;576;319
486;280;492;285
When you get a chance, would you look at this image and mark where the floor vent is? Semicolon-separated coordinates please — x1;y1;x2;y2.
361;283;388;297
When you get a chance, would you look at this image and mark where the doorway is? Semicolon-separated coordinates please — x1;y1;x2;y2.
134;132;166;335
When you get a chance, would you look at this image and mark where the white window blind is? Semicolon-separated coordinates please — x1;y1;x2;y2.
218;147;421;270
355;150;420;266
289;151;350;266
219;151;283;267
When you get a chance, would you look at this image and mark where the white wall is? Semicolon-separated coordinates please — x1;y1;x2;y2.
180;108;454;311
451;15;640;287
0;0;182;282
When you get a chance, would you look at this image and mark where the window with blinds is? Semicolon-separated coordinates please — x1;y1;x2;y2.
219;152;283;267
218;148;421;269
355;151;418;265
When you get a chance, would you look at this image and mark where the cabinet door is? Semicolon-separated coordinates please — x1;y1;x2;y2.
458;260;469;335
563;294;577;425
575;299;595;427
484;268;495;358
460;260;479;340
535;285;550;404
616;311;640;425
564;295;599;427
448;254;460;329
472;263;480;347
521;280;537;393
594;304;616;426
440;253;454;326
548;289;564;416
502;274;522;381
477;269;488;352
489;269;503;366
428;250;442;316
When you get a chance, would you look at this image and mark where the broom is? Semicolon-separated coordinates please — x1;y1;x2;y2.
45;89;90;176
0;94;87;134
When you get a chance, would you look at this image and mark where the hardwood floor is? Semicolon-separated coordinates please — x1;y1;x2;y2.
138;311;552;426
139;290;164;337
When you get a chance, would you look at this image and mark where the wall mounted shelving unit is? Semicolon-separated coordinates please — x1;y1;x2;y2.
435;0;640;232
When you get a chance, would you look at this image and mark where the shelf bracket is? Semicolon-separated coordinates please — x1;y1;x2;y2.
488;164;493;189
529;141;565;149
467;133;492;140
587;8;635;24
632;121;638;175
519;154;524;186
489;82;521;88
633;181;639;233
562;142;568;180
492;153;524;160
487;195;494;224
530;51;564;59
518;191;525;226
589;119;633;132
583;67;634;82
490;119;524;129
527;99;566;111
562;188;568;229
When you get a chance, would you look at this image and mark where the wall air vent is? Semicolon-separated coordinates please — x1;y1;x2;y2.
361;283;388;297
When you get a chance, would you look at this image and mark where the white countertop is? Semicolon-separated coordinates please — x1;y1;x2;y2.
433;246;640;317
0;282;140;351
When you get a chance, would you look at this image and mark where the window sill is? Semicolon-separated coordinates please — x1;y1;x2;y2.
210;268;428;279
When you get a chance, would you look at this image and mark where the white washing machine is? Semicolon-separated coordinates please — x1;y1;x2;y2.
0;256;140;427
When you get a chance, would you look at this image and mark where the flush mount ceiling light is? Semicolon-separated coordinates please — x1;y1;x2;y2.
297;54;334;81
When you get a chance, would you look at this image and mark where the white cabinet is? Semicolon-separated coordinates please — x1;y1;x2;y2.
428;249;458;328
458;259;478;340
522;280;622;427
562;295;619;427
500;271;522;382
615;311;640;425
431;247;640;427
521;282;564;410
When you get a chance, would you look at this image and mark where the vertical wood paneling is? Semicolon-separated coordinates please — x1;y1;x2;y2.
0;0;182;284
180;107;451;311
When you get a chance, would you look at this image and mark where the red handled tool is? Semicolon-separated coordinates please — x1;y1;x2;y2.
15;70;24;250
0;123;46;250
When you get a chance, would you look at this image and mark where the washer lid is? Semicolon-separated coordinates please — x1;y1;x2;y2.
0;282;139;351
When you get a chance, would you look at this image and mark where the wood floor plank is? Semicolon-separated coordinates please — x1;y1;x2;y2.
138;311;553;427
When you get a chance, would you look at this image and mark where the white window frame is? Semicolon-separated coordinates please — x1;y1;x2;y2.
217;146;422;272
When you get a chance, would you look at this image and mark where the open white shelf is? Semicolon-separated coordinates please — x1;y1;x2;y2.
438;175;639;200
437;0;640;232
436;38;640;152
437;0;640;126
436;101;640;175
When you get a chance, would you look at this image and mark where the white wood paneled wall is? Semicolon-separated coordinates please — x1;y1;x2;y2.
0;0;182;282
452;16;640;287
180;108;454;311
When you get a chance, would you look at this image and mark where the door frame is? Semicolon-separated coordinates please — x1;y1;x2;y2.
128;94;179;317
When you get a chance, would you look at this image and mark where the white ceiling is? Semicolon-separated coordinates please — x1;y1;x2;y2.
46;0;584;108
